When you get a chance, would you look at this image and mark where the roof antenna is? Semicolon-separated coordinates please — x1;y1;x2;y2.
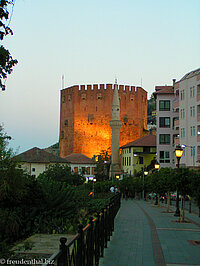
115;75;118;84
62;74;64;89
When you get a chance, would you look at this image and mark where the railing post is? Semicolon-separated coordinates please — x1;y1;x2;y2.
110;200;114;234
77;224;84;266
104;207;108;248
95;211;100;265
57;237;68;266
87;217;94;266
100;208;105;257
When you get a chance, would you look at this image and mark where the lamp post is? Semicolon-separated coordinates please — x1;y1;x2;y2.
154;161;160;205
93;178;96;197
174;144;183;217
143;170;148;200
181;144;194;213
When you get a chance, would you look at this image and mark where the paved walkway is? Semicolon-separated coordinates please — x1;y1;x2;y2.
99;199;200;266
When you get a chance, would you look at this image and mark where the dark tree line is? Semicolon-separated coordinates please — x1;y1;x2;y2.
0;0;18;90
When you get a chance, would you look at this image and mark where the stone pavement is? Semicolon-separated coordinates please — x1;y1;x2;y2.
12;234;75;259
99;199;200;266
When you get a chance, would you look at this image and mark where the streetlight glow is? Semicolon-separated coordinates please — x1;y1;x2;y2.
154;161;160;170
175;145;183;158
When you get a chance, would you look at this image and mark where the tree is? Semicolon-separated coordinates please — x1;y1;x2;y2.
190;169;200;217
94;148;111;181
39;163;85;186
174;167;193;222
0;0;18;91
158;167;175;211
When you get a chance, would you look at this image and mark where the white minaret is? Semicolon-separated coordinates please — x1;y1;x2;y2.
109;80;122;179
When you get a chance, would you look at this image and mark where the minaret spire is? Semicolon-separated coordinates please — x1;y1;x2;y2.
109;80;122;179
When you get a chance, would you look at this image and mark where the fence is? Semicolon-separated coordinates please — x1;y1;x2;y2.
42;192;121;266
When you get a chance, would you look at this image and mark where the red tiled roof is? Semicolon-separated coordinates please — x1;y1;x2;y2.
13;147;69;163
154;86;174;94
120;135;156;148
64;153;95;164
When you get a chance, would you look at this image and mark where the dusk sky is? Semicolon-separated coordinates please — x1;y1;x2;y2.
0;0;200;155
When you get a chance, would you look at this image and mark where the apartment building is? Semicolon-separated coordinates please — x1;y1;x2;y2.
154;85;177;168
174;68;200;168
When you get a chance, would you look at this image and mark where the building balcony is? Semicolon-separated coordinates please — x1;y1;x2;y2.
174;119;179;128
197;113;200;123
174;137;180;146
197;135;200;143
173;100;179;110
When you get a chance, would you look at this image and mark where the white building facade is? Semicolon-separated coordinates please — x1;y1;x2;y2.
154;86;177;168
174;68;200;168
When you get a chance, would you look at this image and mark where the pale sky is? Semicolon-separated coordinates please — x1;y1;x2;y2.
0;0;200;154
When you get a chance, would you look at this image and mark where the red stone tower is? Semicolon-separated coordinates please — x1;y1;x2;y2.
59;84;147;158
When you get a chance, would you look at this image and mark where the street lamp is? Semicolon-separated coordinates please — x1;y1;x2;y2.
174;144;183;216
143;171;148;200
154;161;160;170
154;161;160;205
93;178;96;197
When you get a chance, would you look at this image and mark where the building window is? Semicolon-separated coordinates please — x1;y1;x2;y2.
92;167;95;174
139;156;143;164
87;167;90;175
81;167;86;174
191;147;195;157
180;89;185;101
74;167;78;173
159;100;170;111
180;109;185;119
129;147;131;153
159;134;170;144
88;114;94;123
129;157;131;166
160;151;170;163
159;117;170;128
61;131;64;139
190;87;193;98
143;147;150;153
97;93;102;99
62;95;65;103
193;106;195;117
181;128;185;138
193;126;196;136
193;86;195;97
64;120;68;126
81;93;86;100
32;168;35;172
191;126;193;136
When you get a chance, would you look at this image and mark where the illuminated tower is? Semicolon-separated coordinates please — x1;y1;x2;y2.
109;81;122;178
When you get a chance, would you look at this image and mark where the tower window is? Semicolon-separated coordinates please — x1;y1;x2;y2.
97;93;102;99
62;96;66;103
81;93;86;100
64;120;68;126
